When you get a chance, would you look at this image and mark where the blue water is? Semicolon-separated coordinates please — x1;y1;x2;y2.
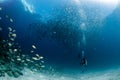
0;0;120;76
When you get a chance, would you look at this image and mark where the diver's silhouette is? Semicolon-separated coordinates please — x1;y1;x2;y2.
78;50;87;72
80;57;87;66
80;57;87;73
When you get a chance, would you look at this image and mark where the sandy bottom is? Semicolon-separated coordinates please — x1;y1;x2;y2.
0;67;120;80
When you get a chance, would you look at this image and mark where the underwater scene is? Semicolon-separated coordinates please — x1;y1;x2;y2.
0;0;120;80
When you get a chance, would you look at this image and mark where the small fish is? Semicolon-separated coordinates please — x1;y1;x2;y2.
9;49;13;53
12;33;16;38
11;59;15;62
24;63;28;66
8;42;12;46
35;54;43;59
2;40;5;42
30;70;34;74
10;18;13;22
22;55;25;57
53;31;56;34
21;60;25;63
30;50;34;53
0;7;2;11
32;57;39;60
10;38;15;41
33;69;37;72
35;64;39;66
17;56;20;58
30;60;34;63
13;30;16;32
9;32;12;35
41;65;45;68
8;27;12;32
32;45;36;49
0;27;2;31
41;61;44;63
0;17;2;20
26;59;30;62
39;56;43;59
17;58;21;61
5;15;9;18
13;49;17;52
35;54;40;57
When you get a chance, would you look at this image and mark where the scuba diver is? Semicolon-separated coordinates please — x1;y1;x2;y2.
80;51;87;66
80;57;87;66
78;50;87;72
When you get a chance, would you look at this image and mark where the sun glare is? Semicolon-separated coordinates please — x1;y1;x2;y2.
0;0;10;3
0;0;4;3
95;0;119;5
